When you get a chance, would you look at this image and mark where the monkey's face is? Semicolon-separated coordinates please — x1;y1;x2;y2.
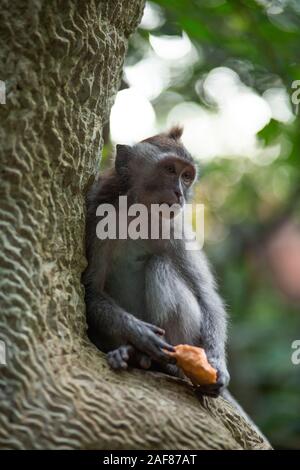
133;156;196;215
115;139;197;218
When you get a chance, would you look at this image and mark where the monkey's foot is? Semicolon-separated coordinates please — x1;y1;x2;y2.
107;346;131;370
195;382;223;398
107;345;152;371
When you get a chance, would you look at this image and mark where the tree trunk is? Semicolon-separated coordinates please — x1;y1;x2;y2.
0;0;271;450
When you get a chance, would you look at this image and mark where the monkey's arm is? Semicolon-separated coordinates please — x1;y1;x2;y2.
84;283;134;351
174;243;229;395
83;279;175;362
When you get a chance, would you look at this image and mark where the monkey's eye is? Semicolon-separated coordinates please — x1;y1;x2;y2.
164;165;176;175
182;172;193;184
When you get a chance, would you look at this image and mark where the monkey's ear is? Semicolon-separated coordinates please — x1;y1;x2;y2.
115;144;133;175
167;126;183;141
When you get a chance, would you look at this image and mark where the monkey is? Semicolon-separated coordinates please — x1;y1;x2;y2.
82;126;230;397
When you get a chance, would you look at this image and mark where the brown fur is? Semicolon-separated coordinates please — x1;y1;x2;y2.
142;126;192;163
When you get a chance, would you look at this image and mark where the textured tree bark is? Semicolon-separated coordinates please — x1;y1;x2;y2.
0;0;271;450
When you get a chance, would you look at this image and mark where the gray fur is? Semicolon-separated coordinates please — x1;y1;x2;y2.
82;137;230;395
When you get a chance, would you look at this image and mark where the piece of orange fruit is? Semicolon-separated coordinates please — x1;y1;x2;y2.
167;344;217;386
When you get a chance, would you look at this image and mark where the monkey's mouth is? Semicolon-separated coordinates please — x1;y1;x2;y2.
154;201;183;219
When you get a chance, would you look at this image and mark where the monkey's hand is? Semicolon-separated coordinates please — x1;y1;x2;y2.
195;357;230;398
125;317;176;365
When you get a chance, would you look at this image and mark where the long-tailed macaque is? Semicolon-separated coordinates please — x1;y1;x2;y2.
82;127;229;396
